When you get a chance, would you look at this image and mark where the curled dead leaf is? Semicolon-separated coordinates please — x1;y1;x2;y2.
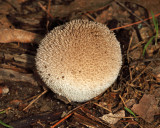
100;110;125;124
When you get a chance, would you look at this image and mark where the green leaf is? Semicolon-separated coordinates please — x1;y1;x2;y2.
0;120;13;128
155;22;159;44
151;11;157;30
143;36;155;56
0;110;6;114
124;107;138;120
151;11;159;44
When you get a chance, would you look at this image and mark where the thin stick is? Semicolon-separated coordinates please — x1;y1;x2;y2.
38;2;53;19
137;58;160;62
23;89;48;111
129;67;133;81
24;94;40;102
123;123;130;128
127;34;133;81
130;40;146;51
46;0;52;31
106;115;136;119
50;100;90;128
114;0;152;29
119;95;127;108
94;103;112;112
110;12;160;31
83;12;96;22
130;62;151;84
127;33;133;63
47;0;51;19
87;2;112;13
50;113;73;128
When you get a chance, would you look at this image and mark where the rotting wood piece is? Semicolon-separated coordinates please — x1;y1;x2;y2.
0;52;35;70
9;112;62;128
3;53;35;64
0;63;28;73
0;68;38;86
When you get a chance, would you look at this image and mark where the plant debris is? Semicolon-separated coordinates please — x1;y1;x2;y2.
0;0;160;127
131;94;160;123
100;110;125;124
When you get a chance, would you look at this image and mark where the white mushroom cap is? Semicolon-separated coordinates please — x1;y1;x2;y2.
36;19;122;102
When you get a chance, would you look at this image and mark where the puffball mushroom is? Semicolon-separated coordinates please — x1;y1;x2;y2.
36;19;122;102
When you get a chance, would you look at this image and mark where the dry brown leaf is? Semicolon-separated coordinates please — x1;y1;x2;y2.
0;15;13;29
100;110;125;124
152;66;160;83
131;94;160;123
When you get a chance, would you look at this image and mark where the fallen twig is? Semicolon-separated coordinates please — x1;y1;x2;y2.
50;112;73;128
0;29;42;43
129;62;151;85
119;95;127;108
94;103;112;112
110;12;160;31
23;89;48;111
73;112;104;128
38;2;53;19
114;0;152;29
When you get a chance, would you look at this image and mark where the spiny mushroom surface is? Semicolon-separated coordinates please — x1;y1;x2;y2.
36;19;122;102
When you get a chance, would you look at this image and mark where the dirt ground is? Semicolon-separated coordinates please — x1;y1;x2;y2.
0;0;160;128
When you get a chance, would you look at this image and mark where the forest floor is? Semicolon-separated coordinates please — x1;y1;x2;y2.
0;0;160;128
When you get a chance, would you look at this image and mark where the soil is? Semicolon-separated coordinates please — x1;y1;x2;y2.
0;0;160;128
